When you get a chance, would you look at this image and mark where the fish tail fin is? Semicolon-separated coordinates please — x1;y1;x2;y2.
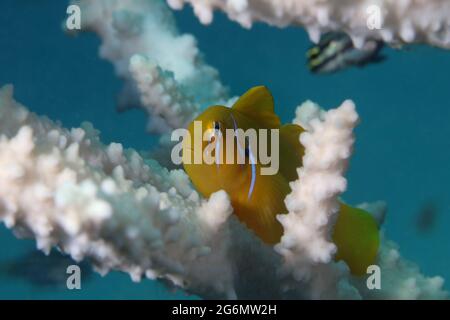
333;203;380;275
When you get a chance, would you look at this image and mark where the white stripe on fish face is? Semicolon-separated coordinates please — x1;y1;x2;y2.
229;114;256;200
247;143;256;200
230;114;245;163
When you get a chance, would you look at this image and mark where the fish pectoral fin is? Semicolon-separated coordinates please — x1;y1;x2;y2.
232;86;281;129
250;173;291;244
233;172;290;244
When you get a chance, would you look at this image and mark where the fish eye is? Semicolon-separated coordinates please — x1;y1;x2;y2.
213;121;220;131
207;121;221;143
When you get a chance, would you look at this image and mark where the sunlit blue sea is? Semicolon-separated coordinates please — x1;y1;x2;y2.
1;0;449;299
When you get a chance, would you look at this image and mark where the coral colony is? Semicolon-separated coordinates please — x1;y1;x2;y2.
0;0;449;299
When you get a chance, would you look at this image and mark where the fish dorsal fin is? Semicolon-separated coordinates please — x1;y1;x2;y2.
279;124;305;182
232;86;281;128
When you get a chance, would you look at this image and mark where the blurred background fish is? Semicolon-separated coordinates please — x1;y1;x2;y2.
307;32;385;74
415;201;439;234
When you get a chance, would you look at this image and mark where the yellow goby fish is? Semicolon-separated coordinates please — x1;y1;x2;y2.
182;86;379;275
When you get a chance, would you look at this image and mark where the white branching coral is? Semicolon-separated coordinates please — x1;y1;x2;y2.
276;100;359;299
282;101;358;268
72;0;229;133
0;85;446;299
285;100;448;300
0;85;237;298
168;0;450;49
356;235;447;300
128;54;199;133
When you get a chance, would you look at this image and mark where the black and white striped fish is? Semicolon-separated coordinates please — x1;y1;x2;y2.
307;32;385;74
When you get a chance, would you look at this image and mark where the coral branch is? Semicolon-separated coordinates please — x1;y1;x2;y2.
168;0;450;49
276;100;359;299
128;54;199;133
0;85;446;299
73;0;229;133
357;235;447;299
0;85;236;298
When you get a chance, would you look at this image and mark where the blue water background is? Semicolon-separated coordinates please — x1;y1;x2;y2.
0;0;449;299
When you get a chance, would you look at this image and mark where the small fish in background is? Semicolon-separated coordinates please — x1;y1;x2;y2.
415;201;439;234
307;32;385;74
0;250;92;288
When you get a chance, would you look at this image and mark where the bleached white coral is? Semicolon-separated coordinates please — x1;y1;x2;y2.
293;100;326;131
283;101;448;299
276;100;359;299
72;0;229;133
0;85;237;298
0;85;446;299
128;54;200;133
354;236;447;299
168;0;450;49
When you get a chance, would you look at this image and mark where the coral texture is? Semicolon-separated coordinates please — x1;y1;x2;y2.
73;0;229;133
168;0;450;49
0;85;236;298
0;85;446;299
276;100;358;299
